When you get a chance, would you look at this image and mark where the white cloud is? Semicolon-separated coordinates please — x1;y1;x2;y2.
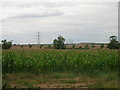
1;2;118;44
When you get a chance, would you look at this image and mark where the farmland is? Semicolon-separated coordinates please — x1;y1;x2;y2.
11;44;108;50
2;49;119;88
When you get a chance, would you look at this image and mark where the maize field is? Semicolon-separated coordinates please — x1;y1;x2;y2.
2;49;119;74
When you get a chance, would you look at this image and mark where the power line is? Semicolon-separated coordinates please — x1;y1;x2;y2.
37;32;40;45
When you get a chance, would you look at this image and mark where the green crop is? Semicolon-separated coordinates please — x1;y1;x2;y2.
2;49;119;74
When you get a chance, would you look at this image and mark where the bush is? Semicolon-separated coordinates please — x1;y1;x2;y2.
13;44;16;46
48;45;51;48
100;44;104;49
79;46;82;49
72;44;75;49
85;45;89;49
40;45;43;48
29;44;32;48
92;45;95;48
21;45;23;48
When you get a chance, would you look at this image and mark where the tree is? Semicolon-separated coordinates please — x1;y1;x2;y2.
72;44;75;49
85;44;89;49
79;46;82;49
91;45;95;48
108;36;119;49
64;45;66;49
29;44;32;48
13;44;16;46
48;45;51;48
100;44;104;49
21;45;23;48
53;39;58;49
1;39;12;49
53;36;65;49
40;45;43;48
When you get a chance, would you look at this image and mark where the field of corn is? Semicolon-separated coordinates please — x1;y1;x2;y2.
2;49;119;88
2;49;119;74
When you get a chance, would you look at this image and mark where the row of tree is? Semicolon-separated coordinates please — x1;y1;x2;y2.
20;45;45;48
1;35;120;49
71;44;105;49
53;35;120;49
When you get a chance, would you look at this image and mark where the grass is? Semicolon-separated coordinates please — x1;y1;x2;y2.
2;72;118;88
60;80;78;83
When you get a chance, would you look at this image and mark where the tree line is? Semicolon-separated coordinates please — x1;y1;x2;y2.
1;35;120;49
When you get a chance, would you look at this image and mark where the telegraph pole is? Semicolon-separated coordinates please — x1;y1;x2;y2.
37;32;40;45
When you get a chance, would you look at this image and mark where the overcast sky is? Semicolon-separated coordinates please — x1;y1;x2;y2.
0;1;118;44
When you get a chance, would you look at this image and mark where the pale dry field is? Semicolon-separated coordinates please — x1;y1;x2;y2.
11;44;108;50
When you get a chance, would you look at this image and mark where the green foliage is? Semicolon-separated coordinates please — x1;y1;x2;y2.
91;45;95;48
100;44;104;49
29;44;32;48
108;36;119;49
64;45;66;49
53;39;57;49
40;45;43;48
48;45;51;48
72;44;75;49
2;51;15;73
85;45;89;49
2;50;119;74
13;44;16;46
1;40;12;49
79;46;82;49
21;45;23;48
53;36;65;49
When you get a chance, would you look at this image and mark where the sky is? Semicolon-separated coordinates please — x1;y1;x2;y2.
0;0;118;44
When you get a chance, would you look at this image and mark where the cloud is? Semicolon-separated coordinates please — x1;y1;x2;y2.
1;2;118;44
2;10;64;22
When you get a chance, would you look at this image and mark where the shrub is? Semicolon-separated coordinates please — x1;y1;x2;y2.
21;45;23;48
79;46;82;49
72;44;75;49
29;44;32;48
48;45;51;48
40;45;43;48
85;45;89;49
100;44;104;49
92;45;95;48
